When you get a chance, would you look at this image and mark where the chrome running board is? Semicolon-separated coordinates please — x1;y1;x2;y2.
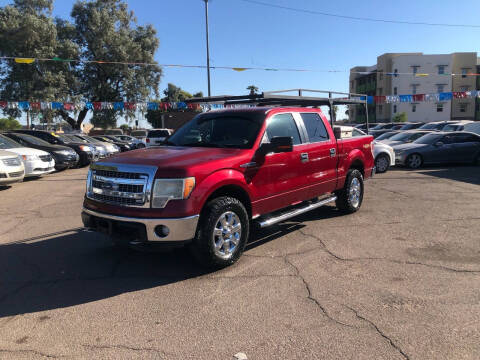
257;195;337;228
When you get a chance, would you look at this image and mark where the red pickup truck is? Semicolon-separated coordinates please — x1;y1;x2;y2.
82;106;374;267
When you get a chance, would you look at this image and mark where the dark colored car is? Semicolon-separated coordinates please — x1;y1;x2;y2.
4;132;79;170
398;122;423;130
92;136;131;152
374;131;402;141
354;123;382;132
101;135;135;151
394;132;480;168
380;130;433;147
13;130;94;167
417;121;458;131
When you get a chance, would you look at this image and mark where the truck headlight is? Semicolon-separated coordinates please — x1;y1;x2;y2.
151;177;195;208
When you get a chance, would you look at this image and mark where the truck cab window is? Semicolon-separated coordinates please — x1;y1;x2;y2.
266;113;301;145
300;113;329;142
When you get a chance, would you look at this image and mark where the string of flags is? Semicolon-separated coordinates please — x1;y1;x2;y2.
0;100;240;112
2;56;480;76
359;90;480;104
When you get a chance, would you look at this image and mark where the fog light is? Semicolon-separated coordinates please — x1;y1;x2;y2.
155;225;170;238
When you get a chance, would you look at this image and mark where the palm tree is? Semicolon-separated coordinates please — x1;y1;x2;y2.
247;85;259;95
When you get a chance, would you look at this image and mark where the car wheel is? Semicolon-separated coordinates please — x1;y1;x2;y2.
375;154;390;173
137;143;145;148
335;169;364;214
406;153;423;169
189;196;249;269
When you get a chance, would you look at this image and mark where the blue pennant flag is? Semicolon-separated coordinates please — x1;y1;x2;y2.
439;92;452;101
113;102;124;110
147;102;158;110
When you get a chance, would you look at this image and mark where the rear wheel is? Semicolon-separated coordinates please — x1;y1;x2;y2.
406;153;423;169
335;169;364;214
375;154;390;173
189;196;249;269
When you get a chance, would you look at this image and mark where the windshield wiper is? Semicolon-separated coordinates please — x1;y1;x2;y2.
180;142;225;148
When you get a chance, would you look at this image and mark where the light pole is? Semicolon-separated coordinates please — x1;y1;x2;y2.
203;0;211;96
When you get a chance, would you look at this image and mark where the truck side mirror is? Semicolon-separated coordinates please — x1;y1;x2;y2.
259;136;293;154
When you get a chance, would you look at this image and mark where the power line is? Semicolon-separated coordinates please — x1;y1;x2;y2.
236;0;480;28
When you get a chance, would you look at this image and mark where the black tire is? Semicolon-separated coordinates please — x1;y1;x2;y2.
405;153;423;169
375;154;390;174
137;143;146;148
335;169;364;214
189;196;249;269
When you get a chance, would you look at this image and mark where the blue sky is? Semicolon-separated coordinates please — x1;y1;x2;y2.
2;0;480;125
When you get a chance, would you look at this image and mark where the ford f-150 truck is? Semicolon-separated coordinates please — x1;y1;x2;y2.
82;105;374;268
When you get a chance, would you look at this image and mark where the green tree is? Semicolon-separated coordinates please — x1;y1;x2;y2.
119;124;129;132
247;85;259;95
0;117;22;130
392;112;408;122
162;83;193;102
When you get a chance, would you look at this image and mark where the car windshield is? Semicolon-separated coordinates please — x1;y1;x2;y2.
0;134;22;149
371;124;386;130
167;115;262;149
12;133;51;146
376;132;397;140
419;123;443;130
389;132;416;141
57;134;75;143
400;123;419;130
442;124;461;131
413;133;443;145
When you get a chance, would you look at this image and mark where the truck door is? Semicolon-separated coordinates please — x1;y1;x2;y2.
249;112;309;215
295;112;338;195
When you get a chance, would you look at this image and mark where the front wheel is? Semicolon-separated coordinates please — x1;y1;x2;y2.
137;143;146;149
375;154;390;173
406;153;423;169
189;196;249;269
335;169;364;214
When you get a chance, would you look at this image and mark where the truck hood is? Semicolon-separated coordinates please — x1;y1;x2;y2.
104;146;249;173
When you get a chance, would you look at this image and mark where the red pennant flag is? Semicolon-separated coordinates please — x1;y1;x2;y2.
93;102;102;110
453;92;467;99
30;102;41;109
374;96;386;104
0;101;7;109
412;94;425;102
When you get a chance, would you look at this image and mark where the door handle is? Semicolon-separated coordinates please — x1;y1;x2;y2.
300;153;309;163
330;148;336;157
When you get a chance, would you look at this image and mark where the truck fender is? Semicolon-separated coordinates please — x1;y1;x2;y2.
338;149;366;188
194;169;252;213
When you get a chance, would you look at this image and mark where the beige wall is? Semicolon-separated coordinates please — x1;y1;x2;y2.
451;52;477;120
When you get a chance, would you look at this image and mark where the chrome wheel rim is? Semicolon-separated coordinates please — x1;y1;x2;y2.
349;177;361;208
408;154;421;168
376;156;389;172
212;211;242;259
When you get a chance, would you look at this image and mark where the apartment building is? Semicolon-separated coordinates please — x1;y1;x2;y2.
349;52;480;123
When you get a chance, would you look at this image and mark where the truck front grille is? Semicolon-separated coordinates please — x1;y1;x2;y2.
86;164;156;208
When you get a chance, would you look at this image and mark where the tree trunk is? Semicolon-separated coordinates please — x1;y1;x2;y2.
58;108;89;130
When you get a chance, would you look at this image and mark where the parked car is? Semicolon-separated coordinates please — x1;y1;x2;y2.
3;132;79;170
54;133;97;166
104;129;123;135
397;122;424;131
114;134;145;148
354;123;382;132
95;135;133;152
72;134;115;157
442;121;474;132
394;132;480;169
379;130;433;147
130;129;148;146
0;150;25;185
338;126;395;174
13;130;93;167
82;107;375;268
0;134;55;177
145;128;173;147
417;121;458;131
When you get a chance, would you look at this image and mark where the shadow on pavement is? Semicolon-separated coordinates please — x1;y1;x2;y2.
0;205;342;318
418;165;480;186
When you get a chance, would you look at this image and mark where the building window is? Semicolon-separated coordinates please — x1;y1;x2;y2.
394;69;398;77
437;84;445;93
460;103;467;113
412;105;417;113
393;105;397;113
378;105;383;114
438;65;446;75
462;68;468;78
393;87;397;95
437;103;444;112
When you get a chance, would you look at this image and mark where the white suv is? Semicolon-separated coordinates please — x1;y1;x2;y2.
146;129;173;147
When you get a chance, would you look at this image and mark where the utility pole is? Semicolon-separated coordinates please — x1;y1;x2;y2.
203;0;211;96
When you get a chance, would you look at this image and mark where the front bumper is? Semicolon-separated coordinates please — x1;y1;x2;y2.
81;207;199;243
395;153;406;166
24;159;55;177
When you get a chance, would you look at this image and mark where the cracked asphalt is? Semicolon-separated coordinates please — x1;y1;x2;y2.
0;165;479;359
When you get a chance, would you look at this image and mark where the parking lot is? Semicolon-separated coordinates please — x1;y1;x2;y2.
1;166;479;359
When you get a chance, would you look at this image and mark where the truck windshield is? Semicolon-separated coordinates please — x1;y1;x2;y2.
167;116;261;149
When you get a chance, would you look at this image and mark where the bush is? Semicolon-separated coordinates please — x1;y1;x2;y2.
0;117;22;130
392;112;408;122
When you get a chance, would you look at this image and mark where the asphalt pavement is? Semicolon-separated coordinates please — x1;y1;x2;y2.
0;165;479;359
